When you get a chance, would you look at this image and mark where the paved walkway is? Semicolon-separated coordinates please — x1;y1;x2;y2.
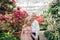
40;31;48;40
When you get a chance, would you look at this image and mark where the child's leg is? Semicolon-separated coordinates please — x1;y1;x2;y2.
32;32;36;40
38;35;40;40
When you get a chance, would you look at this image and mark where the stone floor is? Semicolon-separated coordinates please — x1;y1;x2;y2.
40;31;48;40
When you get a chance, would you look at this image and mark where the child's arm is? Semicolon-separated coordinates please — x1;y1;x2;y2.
21;26;24;38
31;34;36;39
31;34;38;40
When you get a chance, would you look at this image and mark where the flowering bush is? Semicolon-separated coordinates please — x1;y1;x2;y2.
0;9;28;33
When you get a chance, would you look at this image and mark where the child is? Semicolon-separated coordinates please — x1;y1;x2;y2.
21;17;32;40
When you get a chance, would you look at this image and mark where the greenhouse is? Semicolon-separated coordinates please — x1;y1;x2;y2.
0;0;60;40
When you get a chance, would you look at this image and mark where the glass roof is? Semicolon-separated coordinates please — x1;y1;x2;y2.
16;0;53;15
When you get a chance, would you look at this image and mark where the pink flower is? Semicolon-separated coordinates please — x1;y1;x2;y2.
14;10;21;18
22;10;28;18
14;9;28;19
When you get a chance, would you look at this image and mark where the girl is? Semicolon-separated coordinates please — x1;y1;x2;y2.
21;17;32;40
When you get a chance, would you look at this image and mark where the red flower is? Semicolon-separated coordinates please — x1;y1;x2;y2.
36;16;44;24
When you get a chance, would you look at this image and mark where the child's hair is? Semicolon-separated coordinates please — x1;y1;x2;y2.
24;16;31;25
31;12;37;17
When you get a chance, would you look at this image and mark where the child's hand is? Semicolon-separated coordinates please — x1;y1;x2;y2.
31;34;38;40
35;38;38;40
31;34;35;38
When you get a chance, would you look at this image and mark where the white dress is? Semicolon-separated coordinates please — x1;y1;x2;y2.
31;20;40;38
